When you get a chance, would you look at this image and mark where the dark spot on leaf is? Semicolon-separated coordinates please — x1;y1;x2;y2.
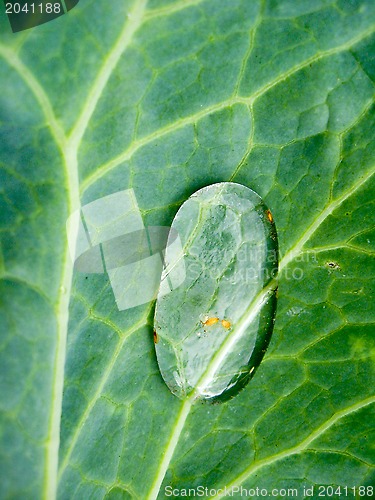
326;261;340;270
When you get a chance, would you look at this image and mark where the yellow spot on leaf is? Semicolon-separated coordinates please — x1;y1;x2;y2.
203;317;219;326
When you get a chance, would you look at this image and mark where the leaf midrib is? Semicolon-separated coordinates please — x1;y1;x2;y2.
0;1;149;498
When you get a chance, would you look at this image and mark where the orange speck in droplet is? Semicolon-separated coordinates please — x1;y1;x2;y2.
203;317;219;326
221;319;231;329
153;330;159;344
266;209;273;223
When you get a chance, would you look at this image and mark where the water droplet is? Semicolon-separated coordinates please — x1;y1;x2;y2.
154;182;278;402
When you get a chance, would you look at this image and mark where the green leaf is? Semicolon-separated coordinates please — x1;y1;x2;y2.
0;0;374;499
154;182;278;401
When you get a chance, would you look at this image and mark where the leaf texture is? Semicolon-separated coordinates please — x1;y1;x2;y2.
0;0;375;499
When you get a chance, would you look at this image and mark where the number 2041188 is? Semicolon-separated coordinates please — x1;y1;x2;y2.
5;3;62;14
318;485;373;496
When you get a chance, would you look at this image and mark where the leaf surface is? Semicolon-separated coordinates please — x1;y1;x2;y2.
0;0;374;499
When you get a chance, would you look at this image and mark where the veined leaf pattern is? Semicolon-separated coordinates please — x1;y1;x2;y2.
0;0;374;498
